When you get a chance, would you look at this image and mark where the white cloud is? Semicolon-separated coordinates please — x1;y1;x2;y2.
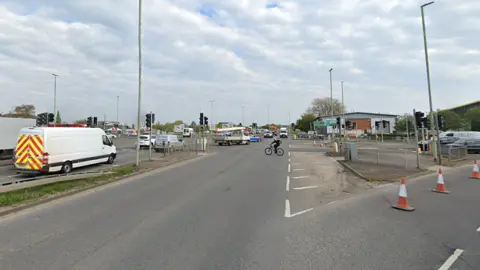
0;0;479;125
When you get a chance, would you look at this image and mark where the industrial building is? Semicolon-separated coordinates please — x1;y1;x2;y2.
445;100;480;115
316;112;399;135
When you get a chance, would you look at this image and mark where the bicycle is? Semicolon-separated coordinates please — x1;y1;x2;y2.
265;145;284;156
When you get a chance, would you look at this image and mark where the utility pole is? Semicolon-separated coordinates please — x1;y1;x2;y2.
52;73;58;127
341;81;345;140
421;1;440;163
329;68;334;141
209;100;215;130
267;103;270;127
406;114;410;143
135;0;143;167
149;111;152;161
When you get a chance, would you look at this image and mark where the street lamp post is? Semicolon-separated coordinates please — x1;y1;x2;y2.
241;105;245;126
341;81;345;140
117;95;119;123
209;100;215;130
135;0;143;167
52;74;58;127
421;1;441;164
329;68;334;140
267;103;270;127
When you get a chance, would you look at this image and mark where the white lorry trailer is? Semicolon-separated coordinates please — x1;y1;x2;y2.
213;127;250;146
0;117;36;159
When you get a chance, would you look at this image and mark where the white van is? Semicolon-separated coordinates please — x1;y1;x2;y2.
154;134;184;152
183;128;194;137
14;127;116;174
439;131;480;144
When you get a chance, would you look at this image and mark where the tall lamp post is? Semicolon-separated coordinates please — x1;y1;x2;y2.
135;0;143;167
52;73;58;127
329;68;334;140
341;81;345;140
116;95;119;123
421;1;441;163
209;100;215;130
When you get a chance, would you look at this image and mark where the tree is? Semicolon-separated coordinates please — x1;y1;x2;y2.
295;113;316;132
74;119;87;124
395;115;414;132
1;104;36;118
307;98;345;117
437;110;463;131
465;107;480;131
190;121;197;128
55;110;62;124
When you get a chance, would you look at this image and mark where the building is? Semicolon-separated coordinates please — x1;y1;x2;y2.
445;100;480;115
316;112;399;135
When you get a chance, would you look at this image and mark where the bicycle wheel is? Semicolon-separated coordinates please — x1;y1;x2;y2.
276;148;284;156
265;147;273;155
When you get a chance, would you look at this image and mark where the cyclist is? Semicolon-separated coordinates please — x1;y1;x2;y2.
270;135;281;153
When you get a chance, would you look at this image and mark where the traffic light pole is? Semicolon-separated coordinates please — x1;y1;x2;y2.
149;111;152;161
413;109;420;169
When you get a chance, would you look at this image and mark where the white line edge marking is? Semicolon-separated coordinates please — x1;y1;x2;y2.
293;169;305;171
293;186;318;190
289;208;314;218
285;199;291;217
292;176;309;179
288;164;291;173
438;249;464;270
286;176;290;191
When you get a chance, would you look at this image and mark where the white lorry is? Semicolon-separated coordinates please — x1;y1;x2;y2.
0;117;36;159
213;127;251;146
14;127;116;174
279;127;288;138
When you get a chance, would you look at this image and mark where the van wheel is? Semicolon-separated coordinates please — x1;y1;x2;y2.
61;162;72;174
106;154;115;164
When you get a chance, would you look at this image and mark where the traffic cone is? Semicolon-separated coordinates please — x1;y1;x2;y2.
432;168;450;194
392;178;415;211
471;160;480;179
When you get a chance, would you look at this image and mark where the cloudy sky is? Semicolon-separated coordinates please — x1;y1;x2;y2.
0;0;479;125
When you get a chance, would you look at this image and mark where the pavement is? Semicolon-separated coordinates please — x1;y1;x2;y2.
0;138;479;269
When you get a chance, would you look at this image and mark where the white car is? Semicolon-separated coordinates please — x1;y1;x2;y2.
135;135;156;148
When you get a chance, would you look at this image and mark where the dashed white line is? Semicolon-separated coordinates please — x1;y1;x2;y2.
292;176;309;179
286;176;290;191
288;164;291;173
288;152;291;157
293;169;305;171
288;158;291;162
438;249;464;270
285;199;291;217
293;185;318;190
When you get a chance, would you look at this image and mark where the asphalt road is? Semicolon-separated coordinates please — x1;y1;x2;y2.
0;139;479;269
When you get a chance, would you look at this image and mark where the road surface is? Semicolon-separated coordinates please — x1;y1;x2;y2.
0;139;479;269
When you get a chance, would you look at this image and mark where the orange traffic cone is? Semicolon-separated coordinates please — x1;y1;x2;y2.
471;160;480;179
432;168;450;194
392;178;415;211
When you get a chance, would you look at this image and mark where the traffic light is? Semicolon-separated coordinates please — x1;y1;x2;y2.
382;120;387;128
93;117;98;126
437;115;444;130
151;113;155;124
36;113;47;126
87;117;93;127
375;121;380;130
145;114;151;128
422;117;431;129
346;120;351;129
414;111;424;128
48;113;54;123
336;117;341;126
199;113;204;125
204;116;209;126
290;123;295;129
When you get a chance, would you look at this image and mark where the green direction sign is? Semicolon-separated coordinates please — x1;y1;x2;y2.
313;121;324;128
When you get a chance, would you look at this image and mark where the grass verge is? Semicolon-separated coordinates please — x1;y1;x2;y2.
0;166;136;207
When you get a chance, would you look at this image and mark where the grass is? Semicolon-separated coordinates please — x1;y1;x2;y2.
0;166;137;207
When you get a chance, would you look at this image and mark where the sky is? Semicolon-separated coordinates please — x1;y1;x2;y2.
0;0;479;126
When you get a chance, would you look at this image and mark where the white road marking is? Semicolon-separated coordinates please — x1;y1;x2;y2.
288;164;291;173
289;158;291;162
8;174;20;178
293;186;318;190
291;163;301;165
285;199;291;217
477;226;480;232
293;169;305;171
286;176;290;191
292;176;309;179
288;152;291;157
438;249;464;270
284;199;313;218
289;208;314;218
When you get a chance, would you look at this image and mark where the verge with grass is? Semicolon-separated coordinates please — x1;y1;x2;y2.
0;166;136;207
